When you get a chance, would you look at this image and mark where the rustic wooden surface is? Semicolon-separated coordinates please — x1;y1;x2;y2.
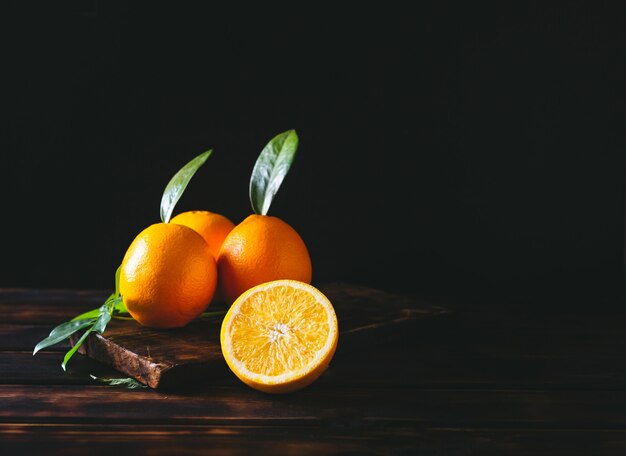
70;282;448;389
1;288;625;455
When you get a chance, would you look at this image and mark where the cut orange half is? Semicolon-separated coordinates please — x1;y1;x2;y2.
220;280;339;393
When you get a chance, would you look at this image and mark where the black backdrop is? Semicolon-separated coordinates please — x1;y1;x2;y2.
2;2;624;299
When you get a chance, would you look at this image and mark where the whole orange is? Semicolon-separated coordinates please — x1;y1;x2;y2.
217;215;312;304
170;210;235;260
119;223;217;328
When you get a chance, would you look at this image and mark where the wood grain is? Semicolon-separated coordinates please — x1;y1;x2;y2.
0;424;622;456
5;288;626;455
1;385;626;428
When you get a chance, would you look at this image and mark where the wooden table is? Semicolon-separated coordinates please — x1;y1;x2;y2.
1;288;624;455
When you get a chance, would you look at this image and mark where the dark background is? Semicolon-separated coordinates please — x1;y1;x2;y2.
2;2;624;299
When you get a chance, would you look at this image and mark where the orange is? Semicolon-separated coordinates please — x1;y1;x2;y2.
217;215;312;304
119;222;217;328
170;210;235;260
220;280;338;393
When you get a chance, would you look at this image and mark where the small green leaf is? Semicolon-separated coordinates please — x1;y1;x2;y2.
93;307;112;334
33;318;96;355
113;298;128;315
61;327;93;371
249;130;298;215
34;266;126;370
71;294;115;321
198;310;227;319
160;150;213;223
90;375;147;389
114;265;121;298
61;302;114;370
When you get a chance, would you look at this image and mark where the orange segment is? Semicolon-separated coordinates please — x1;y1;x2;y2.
220;280;338;393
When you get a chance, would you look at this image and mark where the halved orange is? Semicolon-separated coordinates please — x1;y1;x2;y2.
220;280;339;393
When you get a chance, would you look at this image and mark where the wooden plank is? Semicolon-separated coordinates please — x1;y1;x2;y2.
5;303;626;390
70;283;449;389
1;424;621;456
3;289;626;455
1;385;626;429
0;325;74;351
0;352;121;386
5;323;626;389
0;288;109;303
0;305;101;325
0;423;418;455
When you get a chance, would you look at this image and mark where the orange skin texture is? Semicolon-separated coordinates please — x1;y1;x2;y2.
217;215;312;304
170;210;235;260
119;223;217;328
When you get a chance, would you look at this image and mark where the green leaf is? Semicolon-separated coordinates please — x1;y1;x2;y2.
249;129;298;215
93;307;112;333
90;375;147;389
113;298;128;315
61;327;93;371
33;318;96;355
61;300;115;370
71;294;115;321
114;265;121;298
34;266;126;370
160;150;213;223
198;310;227;319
